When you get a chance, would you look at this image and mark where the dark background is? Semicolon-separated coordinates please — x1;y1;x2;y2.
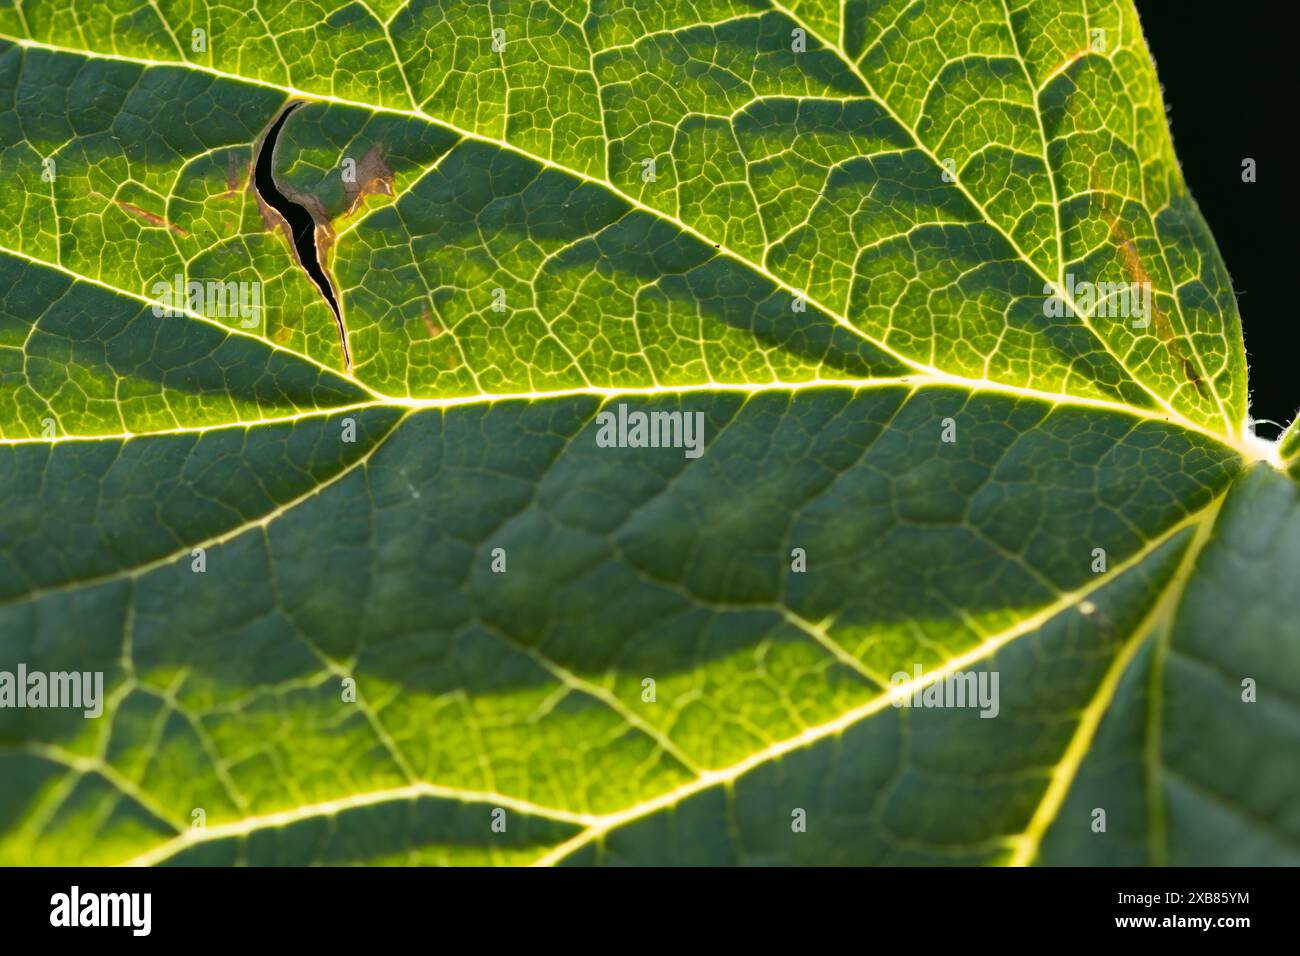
1137;1;1292;434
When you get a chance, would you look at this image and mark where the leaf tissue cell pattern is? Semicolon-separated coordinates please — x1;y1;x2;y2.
0;0;1293;867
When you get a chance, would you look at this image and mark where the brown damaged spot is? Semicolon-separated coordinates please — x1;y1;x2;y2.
1096;187;1208;398
342;145;396;220
215;153;248;199
252;184;283;232
257;185;337;264
252;188;295;257
106;197;189;237
302;192;338;264
1044;42;1110;88
421;306;442;338
1055;46;1097;76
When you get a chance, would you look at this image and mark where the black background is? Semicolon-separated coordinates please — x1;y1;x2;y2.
0;866;1280;942
1137;1;1293;435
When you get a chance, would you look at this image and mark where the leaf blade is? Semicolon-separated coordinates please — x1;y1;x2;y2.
0;1;1292;867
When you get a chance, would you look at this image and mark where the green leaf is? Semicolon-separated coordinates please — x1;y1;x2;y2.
0;0;1294;866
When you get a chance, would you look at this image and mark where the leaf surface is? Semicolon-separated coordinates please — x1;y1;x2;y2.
0;0;1294;866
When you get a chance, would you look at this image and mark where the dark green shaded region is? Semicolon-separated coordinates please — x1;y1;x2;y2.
0;42;282;158
0;252;369;439
0;387;1247;865
0;581;134;745
0;406;403;602
1033;465;1300;866
162;796;581;866
1160;465;1300;863
216;386;1240;690
566;529;1192;865
1035;635;1160;866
